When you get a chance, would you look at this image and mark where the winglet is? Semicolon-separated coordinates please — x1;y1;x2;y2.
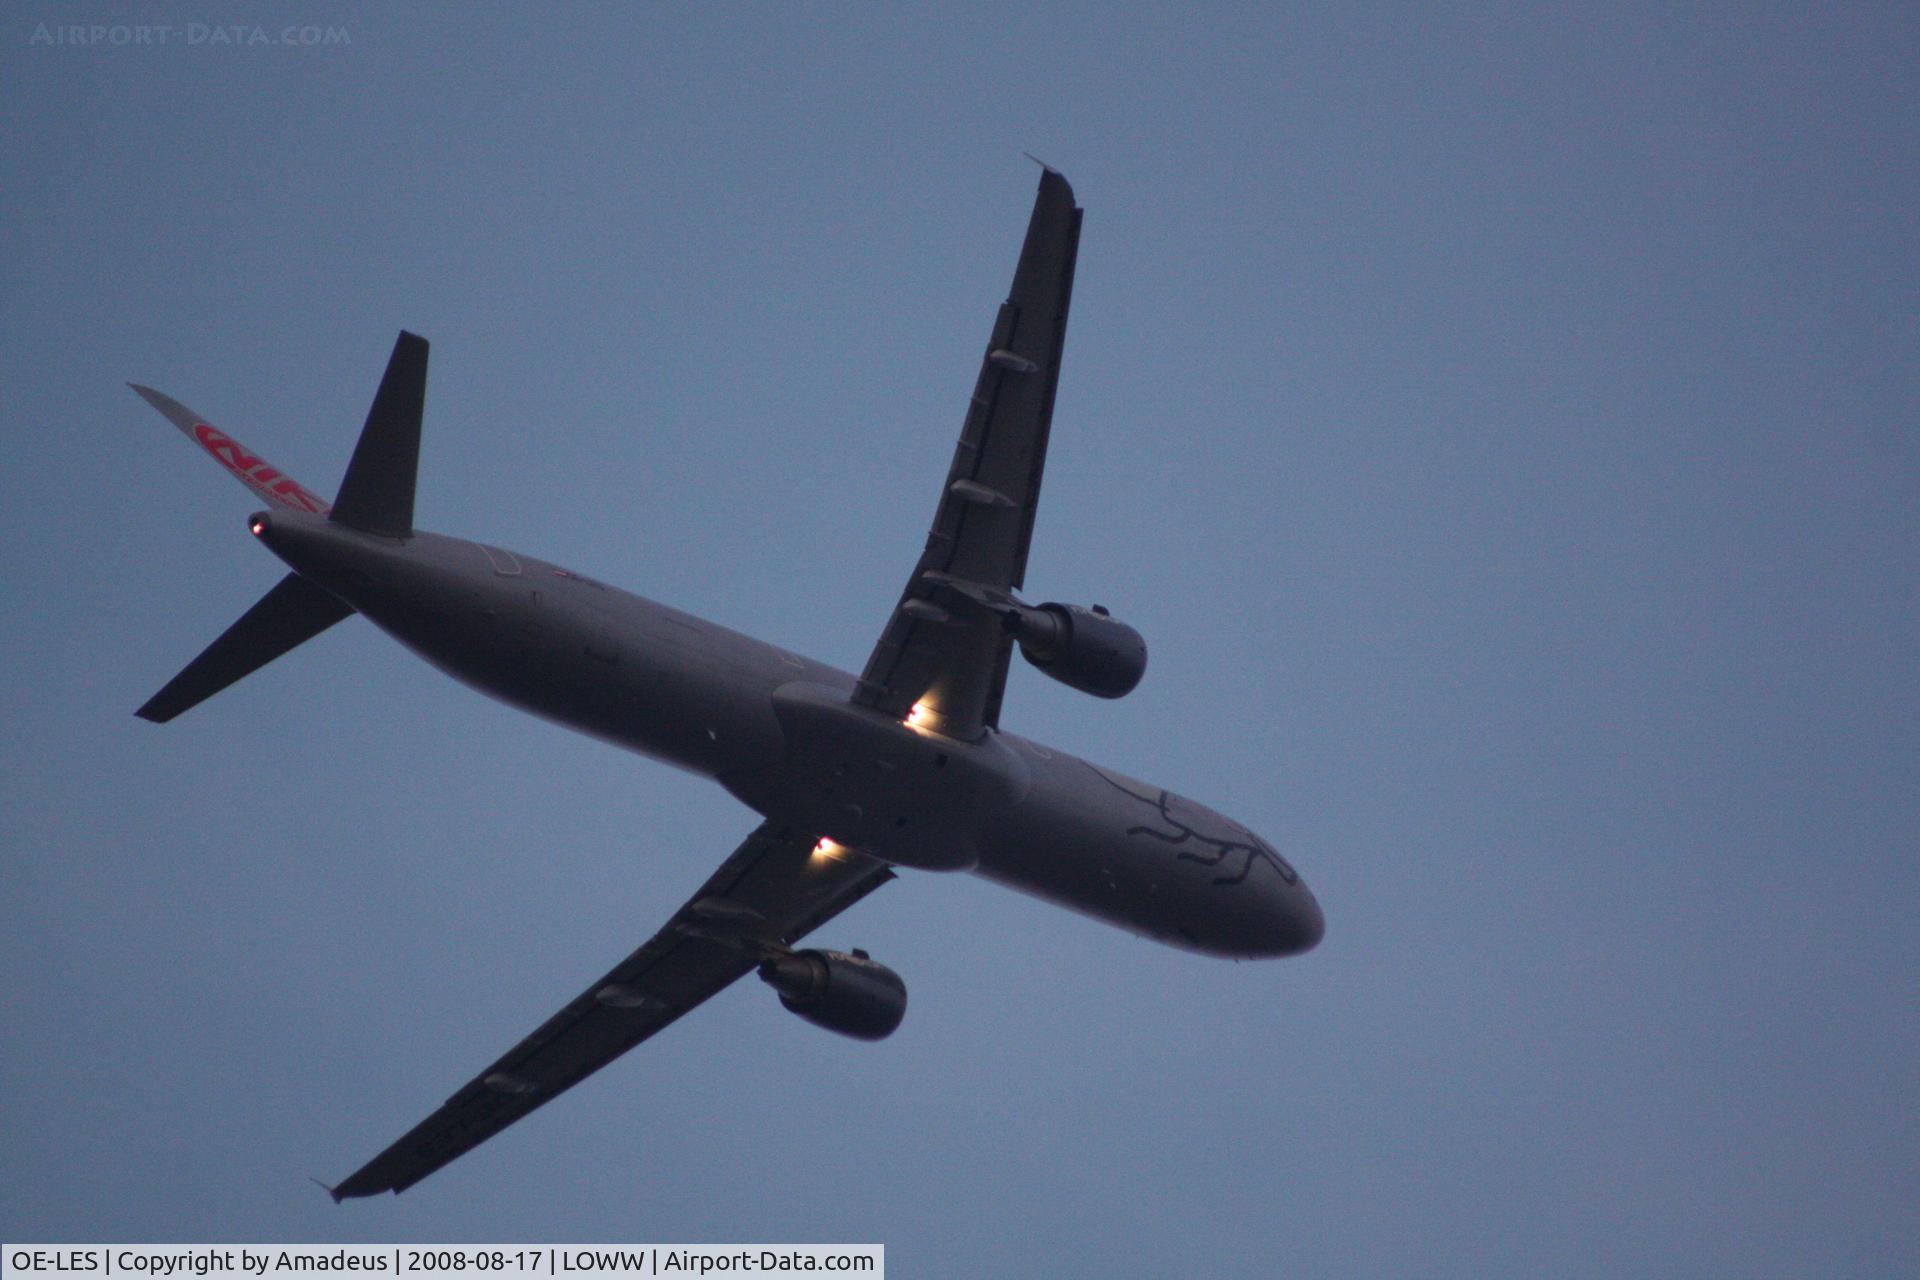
309;1176;345;1205
330;331;428;537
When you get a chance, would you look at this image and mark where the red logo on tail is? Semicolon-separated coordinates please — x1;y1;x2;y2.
193;424;330;514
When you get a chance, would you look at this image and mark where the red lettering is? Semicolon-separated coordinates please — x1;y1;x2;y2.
217;440;263;473
192;423;329;513
271;478;329;513
193;424;264;476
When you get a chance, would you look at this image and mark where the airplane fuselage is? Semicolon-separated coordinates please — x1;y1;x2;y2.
256;509;1323;958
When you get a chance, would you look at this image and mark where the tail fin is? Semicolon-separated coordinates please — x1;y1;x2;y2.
127;384;332;514
135;573;353;722
330;331;428;537
132;329;428;722
129;330;429;533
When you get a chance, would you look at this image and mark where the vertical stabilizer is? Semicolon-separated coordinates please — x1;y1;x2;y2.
330;331;428;537
127;384;333;514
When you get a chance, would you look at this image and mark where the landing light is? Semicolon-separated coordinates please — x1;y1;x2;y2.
906;701;934;729
810;838;846;865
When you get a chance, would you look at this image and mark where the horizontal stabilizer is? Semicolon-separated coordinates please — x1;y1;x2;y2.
128;384;332;514
330;331;428;537
136;573;354;723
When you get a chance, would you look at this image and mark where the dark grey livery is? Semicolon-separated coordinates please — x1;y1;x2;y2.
133;171;1323;1199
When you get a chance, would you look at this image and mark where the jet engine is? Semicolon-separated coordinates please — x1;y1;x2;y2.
1007;602;1148;698
758;948;907;1041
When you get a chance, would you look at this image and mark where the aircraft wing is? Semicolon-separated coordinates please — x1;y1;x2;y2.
852;169;1082;739
331;822;893;1199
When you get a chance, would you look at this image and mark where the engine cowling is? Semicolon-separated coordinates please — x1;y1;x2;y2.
758;948;907;1040
1009;602;1148;698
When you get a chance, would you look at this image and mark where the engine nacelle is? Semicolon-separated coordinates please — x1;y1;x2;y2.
758;948;907;1041
1009;602;1148;698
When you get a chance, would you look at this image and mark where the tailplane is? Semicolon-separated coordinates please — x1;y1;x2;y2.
132;330;430;721
135;574;354;723
330;331;427;537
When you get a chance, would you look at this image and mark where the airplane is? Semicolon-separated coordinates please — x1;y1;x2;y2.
131;169;1324;1200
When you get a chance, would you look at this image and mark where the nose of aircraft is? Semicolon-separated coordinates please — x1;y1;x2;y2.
1205;862;1325;959
1276;882;1326;956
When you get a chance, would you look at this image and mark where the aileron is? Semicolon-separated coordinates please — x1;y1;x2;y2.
332;823;892;1199
854;170;1082;736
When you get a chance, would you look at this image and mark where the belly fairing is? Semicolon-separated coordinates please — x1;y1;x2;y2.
721;682;1033;871
314;528;1317;956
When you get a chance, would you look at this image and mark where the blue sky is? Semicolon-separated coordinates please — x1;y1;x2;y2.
4;4;1916;1275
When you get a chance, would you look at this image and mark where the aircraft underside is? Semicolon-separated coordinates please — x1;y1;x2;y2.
132;168;1321;1198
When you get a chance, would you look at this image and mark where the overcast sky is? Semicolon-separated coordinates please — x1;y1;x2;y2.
4;4;1916;1276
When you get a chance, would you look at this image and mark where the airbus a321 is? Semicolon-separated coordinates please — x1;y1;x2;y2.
133;170;1324;1199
